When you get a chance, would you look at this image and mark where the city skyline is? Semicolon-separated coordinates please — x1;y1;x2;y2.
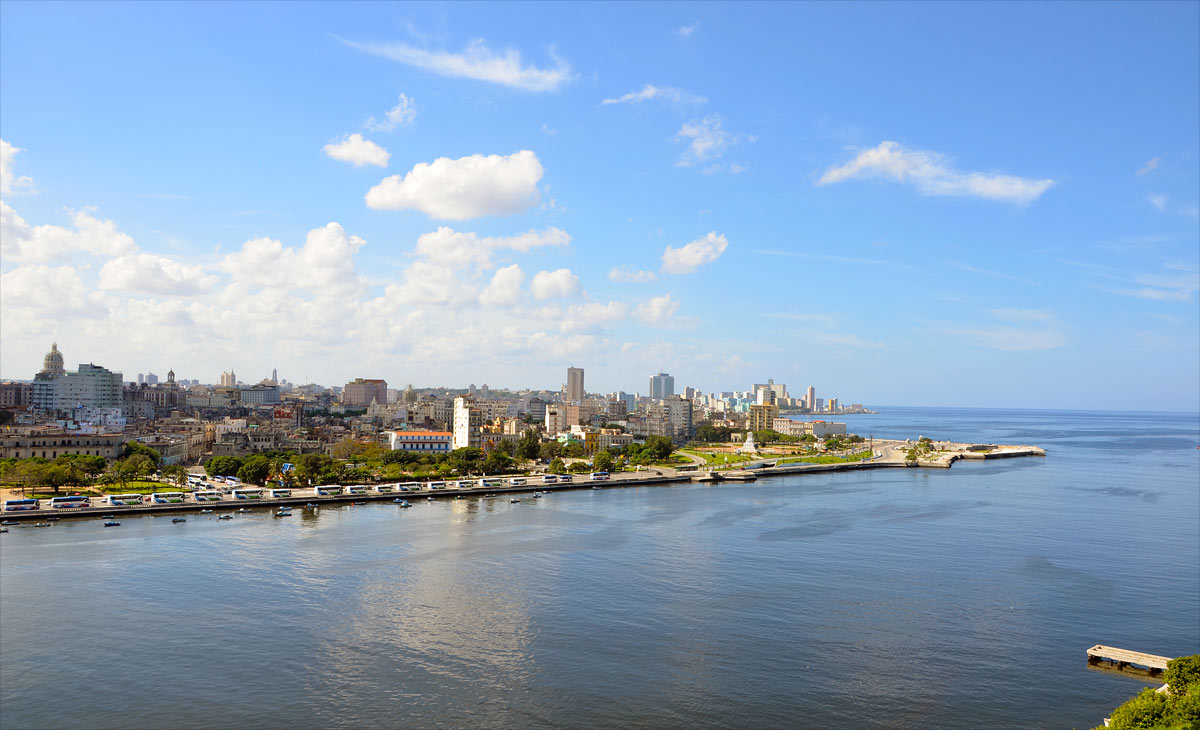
1;3;1198;412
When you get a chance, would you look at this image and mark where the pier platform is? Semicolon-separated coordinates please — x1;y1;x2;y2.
1087;645;1172;677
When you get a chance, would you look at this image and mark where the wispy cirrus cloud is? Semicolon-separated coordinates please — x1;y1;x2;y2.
939;308;1066;351
1136;156;1162;176
676;116;751;167
602;84;706;106
341;37;572;92
609;267;657;283
365;93;417;132
950;262;1040;286
1113;270;1200;302
1147;193;1168;212
817;141;1055;205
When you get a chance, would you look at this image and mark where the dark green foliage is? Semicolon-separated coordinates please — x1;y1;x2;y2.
122;440;162;468
516;429;541;461
1100;655;1200;730
1166;656;1200;696
206;456;244;477
562;442;586;458
237;455;272;485
548;458;566;474
593;451;614;473
694;423;732;442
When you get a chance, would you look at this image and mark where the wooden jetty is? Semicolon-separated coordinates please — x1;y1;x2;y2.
1087;645;1172;677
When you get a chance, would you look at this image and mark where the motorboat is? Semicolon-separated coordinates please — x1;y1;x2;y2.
201;509;213;514
103;521;120;527
274;510;292;517
237;508;251;513
1;521;18;526
218;514;233;520
172;517;186;523
510;498;521;503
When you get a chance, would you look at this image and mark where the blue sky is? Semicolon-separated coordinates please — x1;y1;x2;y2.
1;1;1197;411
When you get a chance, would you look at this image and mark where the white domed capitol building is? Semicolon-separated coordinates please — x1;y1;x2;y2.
31;343;123;414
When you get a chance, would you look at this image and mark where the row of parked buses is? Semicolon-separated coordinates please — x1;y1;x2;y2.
2;472;616;511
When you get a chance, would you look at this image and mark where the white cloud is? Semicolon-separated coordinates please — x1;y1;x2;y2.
676;116;748;167
365;150;544;219
817;141;1055;205
0;139;35;195
1;202;137;262
1113;271;1200;302
479;264;525;308
387;260;477;306
322;133;390;167
1;265;91;318
941;309;1065;351
530;268;581;300
365;93;417;132
343;38;572;92
675;22;700;37
1136;156;1162;176
609;266;657;283
635;294;680;325
220;222;366;295
602;84;706;106
413;226;570;270
99;253;217;295
1147;193;1168;212
661;231;728;274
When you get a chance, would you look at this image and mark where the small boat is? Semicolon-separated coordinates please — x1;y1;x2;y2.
200;509;213;514
46;517;60;521
103;521;120;527
533;494;542;499
101;514;115;519
34;522;51;527
172;517;187;523
218;514;233;520
274;511;292;517
0;527;8;533
454;495;464;500
305;503;318;508
237;508;251;513
427;496;435;501
393;498;406;504
352;501;367;506
592;486;602;490
1;521;18;526
510;498;520;503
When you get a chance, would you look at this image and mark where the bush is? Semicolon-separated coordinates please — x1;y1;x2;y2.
1166;655;1200;696
1099;655;1200;730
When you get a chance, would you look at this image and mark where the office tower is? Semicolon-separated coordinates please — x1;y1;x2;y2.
650;372;675;400
566;367;585;402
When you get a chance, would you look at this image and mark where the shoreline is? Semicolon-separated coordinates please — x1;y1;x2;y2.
0;443;1045;522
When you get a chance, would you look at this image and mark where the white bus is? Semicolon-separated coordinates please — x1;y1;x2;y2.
589;472;610;481
454;480;475;489
3;499;39;511
49;495;90;509
346;485;369;495
268;489;292;498
373;484;396;493
315;485;343;496
479;479;501;489
427;482;447;490
541;475;558;484
103;494;144;506
209;475;226;484
399;482;422;491
231;488;264;500
192;490;222;502
508;477;526;486
149;492;187;504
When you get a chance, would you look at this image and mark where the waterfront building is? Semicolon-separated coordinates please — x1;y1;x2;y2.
388;430;453;453
343;378;388;407
32;345;124;414
452;396;481;450
771;418;847;438
0;381;32;409
566;367;585;403
649;372;675;400
747;403;780;432
0;431;125;460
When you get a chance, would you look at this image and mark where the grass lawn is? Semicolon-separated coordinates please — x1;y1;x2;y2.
777;450;874;465
680;449;757;467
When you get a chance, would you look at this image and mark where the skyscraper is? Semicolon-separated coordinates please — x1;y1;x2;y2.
806;385;815;412
566;367;585;402
272;368;278;384
650;372;675;400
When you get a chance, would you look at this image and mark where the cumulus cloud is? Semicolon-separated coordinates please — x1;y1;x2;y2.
530;268;581;300
1;202;137;262
365;150;544;219
1;139;35;195
635;293;680;325
365;93;417;132
220;222;366;295
675;22;700;37
322;133;390;167
1136;156;1161;176
479;264;525;308
602;84;706;106
609;266;657;283
414;226;570;270
98;253;217;295
817;141;1055;205
661;231;728;274
676;116;749;167
387;260;476;306
1;265;92;318
342;38;572;92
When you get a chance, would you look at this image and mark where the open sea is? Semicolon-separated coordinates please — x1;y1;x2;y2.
1;407;1197;729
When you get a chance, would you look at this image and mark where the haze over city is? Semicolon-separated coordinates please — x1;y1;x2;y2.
1;2;1197;411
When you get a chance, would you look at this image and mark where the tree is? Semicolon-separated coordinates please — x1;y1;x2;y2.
483;450;513;475
163;464;189;487
548;457;566;474
122;440;162;469
695;423;732;443
237;455;272;485
593;451;614;473
538;441;562;460
516;429;541;461
206;456;244;477
563;442;585;458
643;436;674;461
1166;655;1200;696
124;453;156;478
568;461;591;473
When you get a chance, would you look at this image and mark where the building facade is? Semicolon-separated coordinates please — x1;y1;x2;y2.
388;431;453;453
566;367;585;403
649;372;675;400
0;432;125;460
343;378;388;407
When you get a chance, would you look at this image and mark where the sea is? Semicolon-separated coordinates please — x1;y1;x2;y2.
1;407;1197;730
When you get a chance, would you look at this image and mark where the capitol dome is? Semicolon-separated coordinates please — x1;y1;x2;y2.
41;343;65;375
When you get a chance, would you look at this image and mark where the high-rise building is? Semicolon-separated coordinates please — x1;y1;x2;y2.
145;372;159;385
806;385;816;412
220;371;237;387
649;372;674;400
566;367;585;402
452;396;482;449
272;368;278;384
31;344;123;413
343;378;388;407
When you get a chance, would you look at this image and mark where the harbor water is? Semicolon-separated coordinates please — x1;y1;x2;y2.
1;407;1197;729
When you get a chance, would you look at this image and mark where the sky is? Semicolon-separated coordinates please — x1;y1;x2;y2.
1;1;1197;412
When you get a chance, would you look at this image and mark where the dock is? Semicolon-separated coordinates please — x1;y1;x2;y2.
1087;645;1172;677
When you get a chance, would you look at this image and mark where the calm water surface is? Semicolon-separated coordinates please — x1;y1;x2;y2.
2;407;1197;729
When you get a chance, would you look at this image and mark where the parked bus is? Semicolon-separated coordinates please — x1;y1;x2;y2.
559;475;574;483
675;465;698;472
49;495;91;509
399;482;422;491
209;476;226;484
315;485;343;496
192;490;222;502
508;477;526;486
149;492;187;504
231;488;264;500
454;480;475;489
589;472;610;481
103;494;144;506
541;475;558;484
3;499;39;511
268;488;291;498
346;485;369;495
373;484;396;493
225;476;242;486
479;479;501;489
428;482;447;490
